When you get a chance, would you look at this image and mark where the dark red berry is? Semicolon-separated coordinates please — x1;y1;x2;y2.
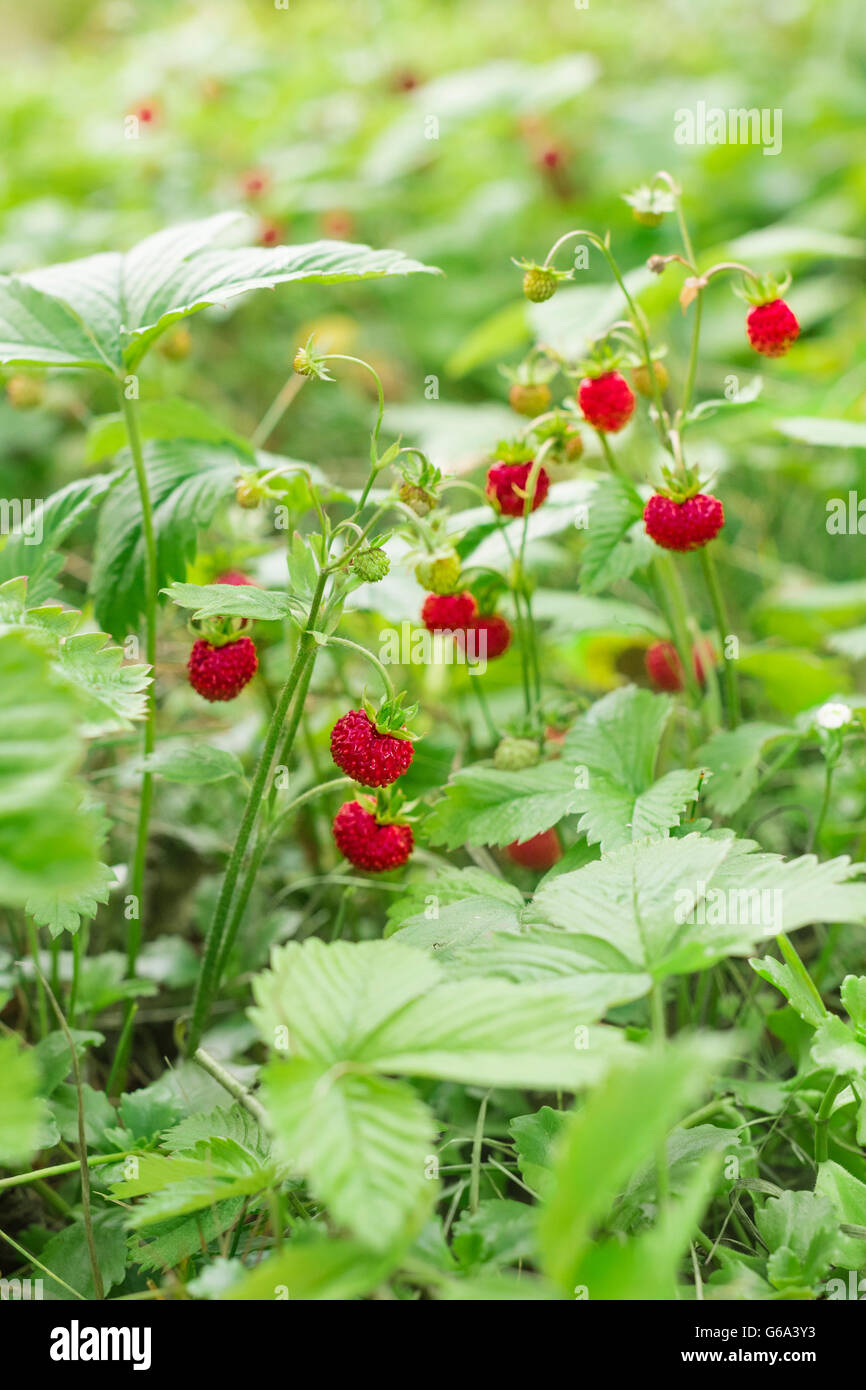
463;614;512;660
485;460;550;517
645;641;684;692
643;493;724;552
422;591;478;632
187;637;258;702
332;800;413;872
330;709;414;787
216;570;254;586
746;299;800;358
577;371;635;433
506;828;562;871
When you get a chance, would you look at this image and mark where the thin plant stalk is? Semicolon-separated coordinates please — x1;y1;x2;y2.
699;546;740;728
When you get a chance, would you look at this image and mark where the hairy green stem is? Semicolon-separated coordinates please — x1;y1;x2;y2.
0;1151;132;1193
815;1074;846;1163
699;546;740;728
193;1047;268;1126
187;570;328;1052
651;982;670;1209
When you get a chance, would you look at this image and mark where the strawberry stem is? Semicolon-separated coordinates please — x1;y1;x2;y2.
699;546;740;728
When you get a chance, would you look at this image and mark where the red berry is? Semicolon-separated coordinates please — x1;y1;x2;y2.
645;640;684;692
242;169;269;198
746;299;800;358
187;637;258;702
506;828;562;871
330;709;414;787
258;218;284;247
643;493;724;552
215;570;254;586
332;800;413;872
422;591;477;632
577;371;635;433
464;614;512;660
485;460;550;517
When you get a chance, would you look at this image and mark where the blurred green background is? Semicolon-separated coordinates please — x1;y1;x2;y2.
1;0;865;635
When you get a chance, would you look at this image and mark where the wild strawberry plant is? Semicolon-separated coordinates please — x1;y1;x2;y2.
1;184;865;1306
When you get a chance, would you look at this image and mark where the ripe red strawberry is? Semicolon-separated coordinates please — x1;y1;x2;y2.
332;800;413;872
645;638;716;692
422;591;477;632
578;371;635;432
216;570;254;586
506;828;562;871
187;636;258;702
463;614;512;660
643;493;724;552
485;460;550;517
330;708;414;787
645;640;684;692
746;299;800;357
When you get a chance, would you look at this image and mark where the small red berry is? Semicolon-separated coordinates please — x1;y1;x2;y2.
643;493;724;552
645;638;716;691
506;828;562;871
422;592;477;632
645;641;685;692
215;570;254;586
332;800;413;872
187;637;258;702
746;299;800;358
330;709;414;787
485;460;550;517
463;614;512;660
241;169;270;198
577;371;635;433
258;218;284;247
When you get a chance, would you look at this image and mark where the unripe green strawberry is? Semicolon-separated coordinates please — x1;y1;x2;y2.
632;360;669;397
399;482;435;516
564;429;583;461
415;551;461;595
494;737;540;771
6;375;43;409
508;382;552;417
523;265;558;302
235;477;262;509
158;327;192;360
352;547;390;582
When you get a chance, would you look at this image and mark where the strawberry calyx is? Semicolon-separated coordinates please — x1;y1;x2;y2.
653;462;712;503
361;692;419;743
734;270;792;308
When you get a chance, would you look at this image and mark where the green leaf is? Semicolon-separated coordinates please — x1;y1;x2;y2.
251;939;631;1249
0;273;115;371
560;686;703;850
26;861;115;939
810;1017;866;1078
92;440;241;637
0;577;150;734
776;418;866;449
580;475;651;594
750;954;827;1029
144;743;245;785
697;722;796;817
0;1036;45;1166
537;1035;731;1291
423;760;576;850
16;214;439;371
222;1231;399;1301
37;1209;128;1300
86;398;253;464
0;629;102;906
755;1190;839;1294
509;1106;567;1198
263;1059;435;1252
815;1161;866;1270
530;833;866;984
841;976;866;1036
0;474;115;605
385;865;522;936
163;580;293;623
452;1199;537;1272
112;1138;275;1227
572;1155;720;1300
